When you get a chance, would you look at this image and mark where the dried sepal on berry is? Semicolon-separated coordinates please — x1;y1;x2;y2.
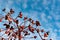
3;24;10;29
6;24;10;29
5;15;8;20
36;29;40;33
33;36;37;39
10;8;14;14
3;23;7;26
46;31;50;35
9;21;12;24
36;21;41;26
31;20;35;24
24;17;28;20
28;25;32;29
10;26;14;30
2;8;6;12
13;19;19;24
18;12;22;18
24;31;30;36
16;20;19;24
28;18;32;22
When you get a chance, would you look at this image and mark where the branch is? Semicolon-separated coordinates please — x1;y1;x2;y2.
38;32;43;40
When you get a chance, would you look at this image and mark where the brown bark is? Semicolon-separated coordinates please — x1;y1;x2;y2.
18;28;22;40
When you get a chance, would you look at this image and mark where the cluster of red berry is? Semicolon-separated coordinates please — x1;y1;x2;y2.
0;8;52;40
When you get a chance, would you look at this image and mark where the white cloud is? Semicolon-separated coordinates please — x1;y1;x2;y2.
59;30;60;32
40;12;48;23
48;16;52;20
23;3;27;9
23;11;39;21
47;28;57;40
50;33;57;40
49;10;60;21
54;29;58;32
7;0;13;5
55;22;60;28
42;0;52;6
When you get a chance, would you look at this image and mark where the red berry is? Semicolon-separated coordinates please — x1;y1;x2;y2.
41;29;44;32
0;19;2;22
44;33;48;37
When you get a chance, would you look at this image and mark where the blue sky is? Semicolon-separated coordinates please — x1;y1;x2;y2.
0;0;60;40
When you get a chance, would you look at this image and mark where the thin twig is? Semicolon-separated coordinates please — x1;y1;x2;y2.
38;32;43;40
